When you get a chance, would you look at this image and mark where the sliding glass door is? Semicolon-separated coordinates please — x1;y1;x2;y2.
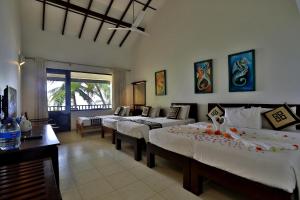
47;68;113;132
47;69;71;132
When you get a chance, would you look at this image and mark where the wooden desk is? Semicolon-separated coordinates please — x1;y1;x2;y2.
0;159;62;200
0;125;60;186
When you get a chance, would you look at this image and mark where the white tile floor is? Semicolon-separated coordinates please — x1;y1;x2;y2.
57;131;244;200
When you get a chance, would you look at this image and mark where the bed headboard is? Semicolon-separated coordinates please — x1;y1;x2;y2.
208;103;300;129
171;103;198;122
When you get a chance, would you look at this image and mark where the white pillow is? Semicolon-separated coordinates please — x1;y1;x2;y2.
225;107;262;129
174;105;190;120
120;106;130;116
149;107;160;118
261;107;297;131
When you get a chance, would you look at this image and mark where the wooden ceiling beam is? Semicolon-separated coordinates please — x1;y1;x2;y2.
107;0;134;45
94;0;114;42
41;0;144;32
78;0;93;38
134;0;156;10
42;0;46;30
61;0;70;35
119;0;152;47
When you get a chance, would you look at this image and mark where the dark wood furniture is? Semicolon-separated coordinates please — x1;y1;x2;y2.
147;143;191;190
190;159;296;200
0;125;60;186
101;126;117;144
116;132;146;161
76;119;103;137
0;159;62;200
146;103;198;189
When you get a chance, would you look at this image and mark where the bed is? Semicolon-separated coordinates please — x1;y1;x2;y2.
101;116;155;144
191;103;300;200
148;103;300;200
76;115;110;137
116;103;198;161
76;106;130;137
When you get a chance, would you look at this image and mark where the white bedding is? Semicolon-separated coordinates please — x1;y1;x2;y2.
149;121;300;194
102;116;149;130
117;118;195;142
193;126;300;193
149;122;209;157
77;115;115;127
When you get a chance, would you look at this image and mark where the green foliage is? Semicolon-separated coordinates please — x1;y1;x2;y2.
48;81;111;107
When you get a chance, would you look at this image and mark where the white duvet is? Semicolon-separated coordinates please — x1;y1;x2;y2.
102;116;149;130
149;122;300;195
77;115;115;126
117;118;195;142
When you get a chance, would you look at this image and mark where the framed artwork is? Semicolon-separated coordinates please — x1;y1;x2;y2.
228;49;255;92
155;70;166;96
194;59;213;93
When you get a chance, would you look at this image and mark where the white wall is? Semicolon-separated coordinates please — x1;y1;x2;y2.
0;0;22;115
132;0;300;121
20;0;135;69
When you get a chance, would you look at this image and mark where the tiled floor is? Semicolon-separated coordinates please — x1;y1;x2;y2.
57;131;244;200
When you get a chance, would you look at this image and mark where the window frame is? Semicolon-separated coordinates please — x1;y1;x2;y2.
47;68;113;112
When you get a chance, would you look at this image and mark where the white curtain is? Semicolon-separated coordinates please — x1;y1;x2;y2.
112;69;127;109
35;58;48;119
21;57;48;119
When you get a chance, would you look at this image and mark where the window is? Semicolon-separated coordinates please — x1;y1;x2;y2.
47;73;66;111
70;72;112;111
47;70;112;111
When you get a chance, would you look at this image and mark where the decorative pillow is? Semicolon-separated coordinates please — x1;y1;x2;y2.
261;107;297;131
173;105;190;120
225;107;262;129
114;107;123;116
262;104;300;130
120;106;130;116
149;107;160;118
207;105;225;120
142;106;151;117
167;107;181;119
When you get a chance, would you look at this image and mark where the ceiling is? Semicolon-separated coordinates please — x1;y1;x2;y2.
30;0;166;47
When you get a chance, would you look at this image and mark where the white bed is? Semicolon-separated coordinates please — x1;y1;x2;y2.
101;116;149;130
77;115;115;127
117;117;195;142
149;122;208;157
149;121;300;195
192;126;300;194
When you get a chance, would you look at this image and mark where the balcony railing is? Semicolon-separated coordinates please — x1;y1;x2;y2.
48;104;112;112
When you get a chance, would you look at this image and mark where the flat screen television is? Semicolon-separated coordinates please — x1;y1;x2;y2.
2;86;17;119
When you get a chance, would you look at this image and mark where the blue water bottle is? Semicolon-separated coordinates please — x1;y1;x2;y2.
0;118;21;150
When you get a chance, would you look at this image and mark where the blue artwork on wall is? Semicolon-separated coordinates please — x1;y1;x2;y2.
228;49;255;92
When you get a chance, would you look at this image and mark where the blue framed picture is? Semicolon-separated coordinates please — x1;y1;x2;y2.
228;50;255;92
194;59;213;93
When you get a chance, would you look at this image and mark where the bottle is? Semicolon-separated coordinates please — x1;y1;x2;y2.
0;118;21;150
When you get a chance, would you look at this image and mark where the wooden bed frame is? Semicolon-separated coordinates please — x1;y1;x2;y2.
101;126;116;144
147;142;191;190
147;103;300;200
116;103;199;161
76;120;103;137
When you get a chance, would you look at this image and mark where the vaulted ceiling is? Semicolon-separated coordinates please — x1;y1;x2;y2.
27;0;166;48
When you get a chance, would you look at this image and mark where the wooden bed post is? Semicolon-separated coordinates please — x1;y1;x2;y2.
101;125;105;138
112;130;116;144
134;139;142;161
147;143;155;168
116;137;121;150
